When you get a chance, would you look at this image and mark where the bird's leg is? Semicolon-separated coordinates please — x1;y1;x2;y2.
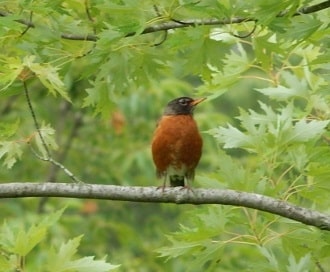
156;172;167;192
161;174;167;192
181;177;195;194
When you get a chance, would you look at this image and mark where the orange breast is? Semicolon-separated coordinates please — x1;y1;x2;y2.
151;115;203;177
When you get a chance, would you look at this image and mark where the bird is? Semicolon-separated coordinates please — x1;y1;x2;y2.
151;96;205;188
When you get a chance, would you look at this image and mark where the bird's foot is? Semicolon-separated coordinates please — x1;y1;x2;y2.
156;185;166;192
180;185;195;194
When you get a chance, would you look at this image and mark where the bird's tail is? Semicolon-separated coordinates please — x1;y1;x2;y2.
169;175;185;187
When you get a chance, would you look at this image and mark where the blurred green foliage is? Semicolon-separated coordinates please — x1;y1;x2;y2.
0;0;329;271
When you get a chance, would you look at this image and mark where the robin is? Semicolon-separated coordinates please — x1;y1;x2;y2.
151;96;205;188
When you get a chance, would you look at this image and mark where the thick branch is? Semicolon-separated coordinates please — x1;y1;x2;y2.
60;18;253;41
1;182;329;231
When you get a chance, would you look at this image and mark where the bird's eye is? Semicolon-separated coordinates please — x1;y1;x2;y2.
178;99;188;106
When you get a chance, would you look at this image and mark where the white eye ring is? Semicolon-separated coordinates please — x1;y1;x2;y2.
179;99;188;106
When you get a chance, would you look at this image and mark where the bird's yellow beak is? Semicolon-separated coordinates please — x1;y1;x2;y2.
190;97;206;106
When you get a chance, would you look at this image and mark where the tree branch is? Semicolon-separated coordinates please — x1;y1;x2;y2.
1;182;329;231
2;1;330;42
0;10;35;28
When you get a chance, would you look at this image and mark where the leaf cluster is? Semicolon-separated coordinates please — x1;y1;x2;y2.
0;208;119;271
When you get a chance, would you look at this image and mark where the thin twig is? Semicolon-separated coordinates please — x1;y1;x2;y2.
23;81;83;183
84;0;95;23
30;146;83;183
20;11;33;36
153;30;168;46
23;81;51;157
153;4;162;17
151;4;169;46
230;22;257;39
315;260;326;272
49;112;83;182
38;110;83;213
80;0;96;56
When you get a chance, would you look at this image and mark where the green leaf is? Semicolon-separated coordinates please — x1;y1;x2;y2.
286;145;309;172
0;120;20;139
254;0;297;26
83;81;116;118
284;16;322;42
288;119;329;143
158;206;231;266
46;236;120;272
157;236;202;261
14;225;47;256
23;56;71;101
257;246;279;270
208;101;329;157
0;57;23;92
0;209;64;257
209;124;253;150
58;256;120;272
0;255;12;272
256;71;312;100
34;124;58;157
286;254;311;272
96;24;124;48
0;221;47;256
207;43;251;90
253;33;281;70
61;235;82;262
255;85;301;100
310;50;330;65
195;206;228;234
0;141;23;168
208;149;248;189
39;207;66;227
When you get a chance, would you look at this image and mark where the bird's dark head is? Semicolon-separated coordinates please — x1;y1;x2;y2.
163;97;206;115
